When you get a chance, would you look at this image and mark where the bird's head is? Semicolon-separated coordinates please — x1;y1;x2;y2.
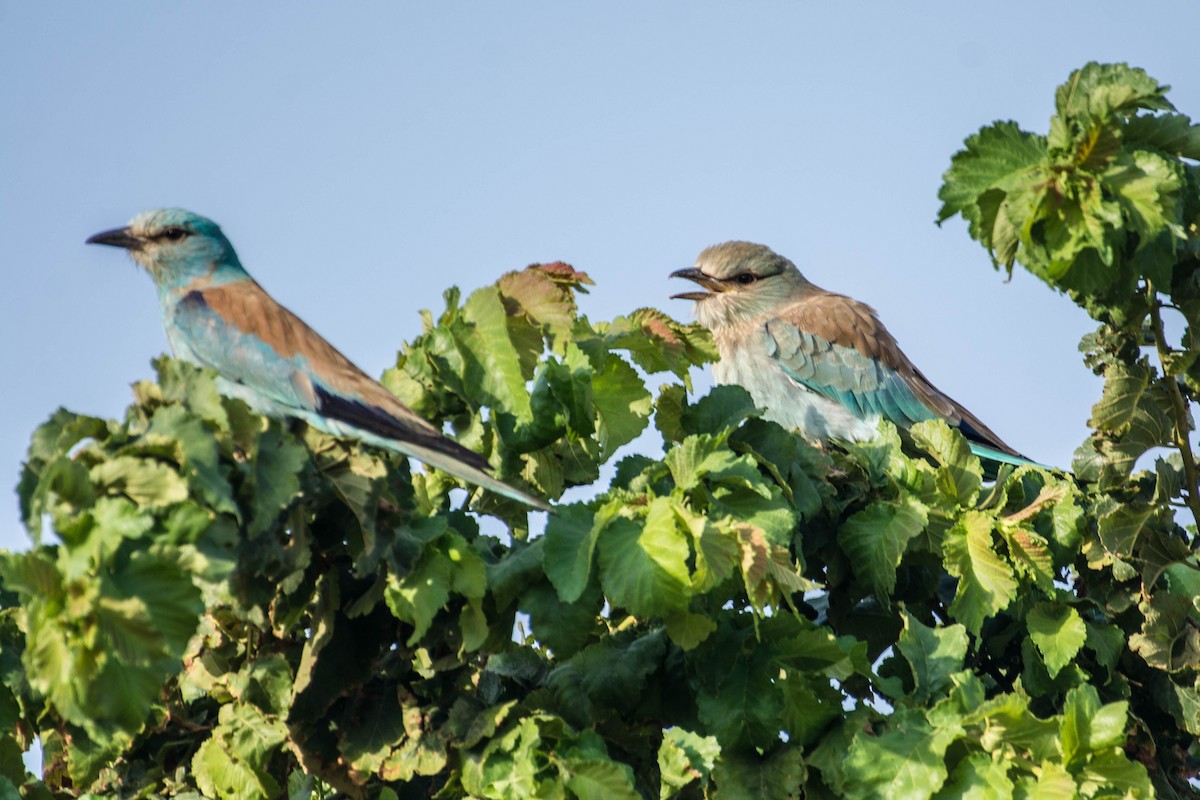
87;208;245;288
670;241;807;329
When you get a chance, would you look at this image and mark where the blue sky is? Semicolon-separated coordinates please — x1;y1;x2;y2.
2;3;1199;552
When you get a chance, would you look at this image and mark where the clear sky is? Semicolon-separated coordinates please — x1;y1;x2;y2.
2;2;1198;552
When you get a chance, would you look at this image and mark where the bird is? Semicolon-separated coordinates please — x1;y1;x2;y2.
87;208;550;511
670;241;1030;468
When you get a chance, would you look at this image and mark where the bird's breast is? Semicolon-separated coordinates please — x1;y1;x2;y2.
712;326;880;443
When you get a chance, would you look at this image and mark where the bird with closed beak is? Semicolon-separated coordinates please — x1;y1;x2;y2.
670;241;1031;468
87;208;550;511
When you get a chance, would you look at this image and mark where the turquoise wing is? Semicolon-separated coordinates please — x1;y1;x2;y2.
763;317;938;428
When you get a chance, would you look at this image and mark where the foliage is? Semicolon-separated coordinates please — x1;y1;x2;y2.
0;63;1197;798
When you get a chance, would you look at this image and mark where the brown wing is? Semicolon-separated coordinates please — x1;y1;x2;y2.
192;281;492;468
774;290;1021;456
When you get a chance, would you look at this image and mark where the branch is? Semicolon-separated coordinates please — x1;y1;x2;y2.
1147;283;1200;531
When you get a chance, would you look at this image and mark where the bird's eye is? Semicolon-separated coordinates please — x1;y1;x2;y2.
735;272;757;285
160;227;189;241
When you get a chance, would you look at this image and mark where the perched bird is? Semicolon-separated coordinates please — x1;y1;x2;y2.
670;241;1029;467
88;208;550;510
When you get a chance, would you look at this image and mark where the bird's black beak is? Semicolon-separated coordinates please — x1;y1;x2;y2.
669;267;724;301
86;226;143;251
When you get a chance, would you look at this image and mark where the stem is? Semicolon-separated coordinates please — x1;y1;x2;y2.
1147;284;1200;530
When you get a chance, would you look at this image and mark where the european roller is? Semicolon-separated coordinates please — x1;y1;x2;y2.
670;241;1029;468
87;208;550;510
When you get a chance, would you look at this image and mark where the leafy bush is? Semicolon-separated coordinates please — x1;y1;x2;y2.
1;62;1198;798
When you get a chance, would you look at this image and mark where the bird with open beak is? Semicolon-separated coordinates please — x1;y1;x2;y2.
670;241;1030;467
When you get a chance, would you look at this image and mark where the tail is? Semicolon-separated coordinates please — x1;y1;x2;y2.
955;413;1053;472
967;442;1053;472
395;438;553;512
300;410;552;511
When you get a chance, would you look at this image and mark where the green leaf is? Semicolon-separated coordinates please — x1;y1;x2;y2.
710;747;805;800
730;418;829;520
447;531;488;601
600;308;718;382
543;503;605;603
338;689;406;776
1099;503;1152;561
20;408;110;538
192;703;287;800
544;343;595;437
21;456;96;543
241;424;309;536
964;690;1061;764
564;758;639;800
120;551;204;653
1126;112;1200;160
1061;685;1128;766
90;455;189;508
838;494;928;599
654;383;688;445
488;539;544;611
776;671;843;747
1102;149;1185;243
1164;560;1200;599
1055;62;1173;120
84;494;154;548
709;482;797;546
591;355;653;459
1095;390;1176;484
152;357;231;430
693;639;782;751
460;715;544;798
674;502;738;593
1076;750;1152;798
1026;602;1087;678
1084;620;1125;673
597;498;690;617
498;268;578;347
897;611;967;701
936;751;1015;800
457;284;533;422
1088;362;1149;432
666;434;765;495
521;580;603;658
1129;592;1200;672
1065;690;1099;772
943;511;1016;635
386;546;452;645
999;525;1054;592
938;121;1047;225
548;631;666;725
735;524;818;611
1021;762;1077;800
664;610;718;651
144;404;238;517
380;725;447;782
658;727;719;800
1169;681;1200;736
0;738;25;786
64;724;135;789
23;407;109;466
3;545;201;736
843;708;958;799
909;419;982;505
680;384;758;437
233;653;293;715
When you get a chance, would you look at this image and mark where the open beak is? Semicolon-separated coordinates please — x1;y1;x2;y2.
669;267;724;301
86;226;143;251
